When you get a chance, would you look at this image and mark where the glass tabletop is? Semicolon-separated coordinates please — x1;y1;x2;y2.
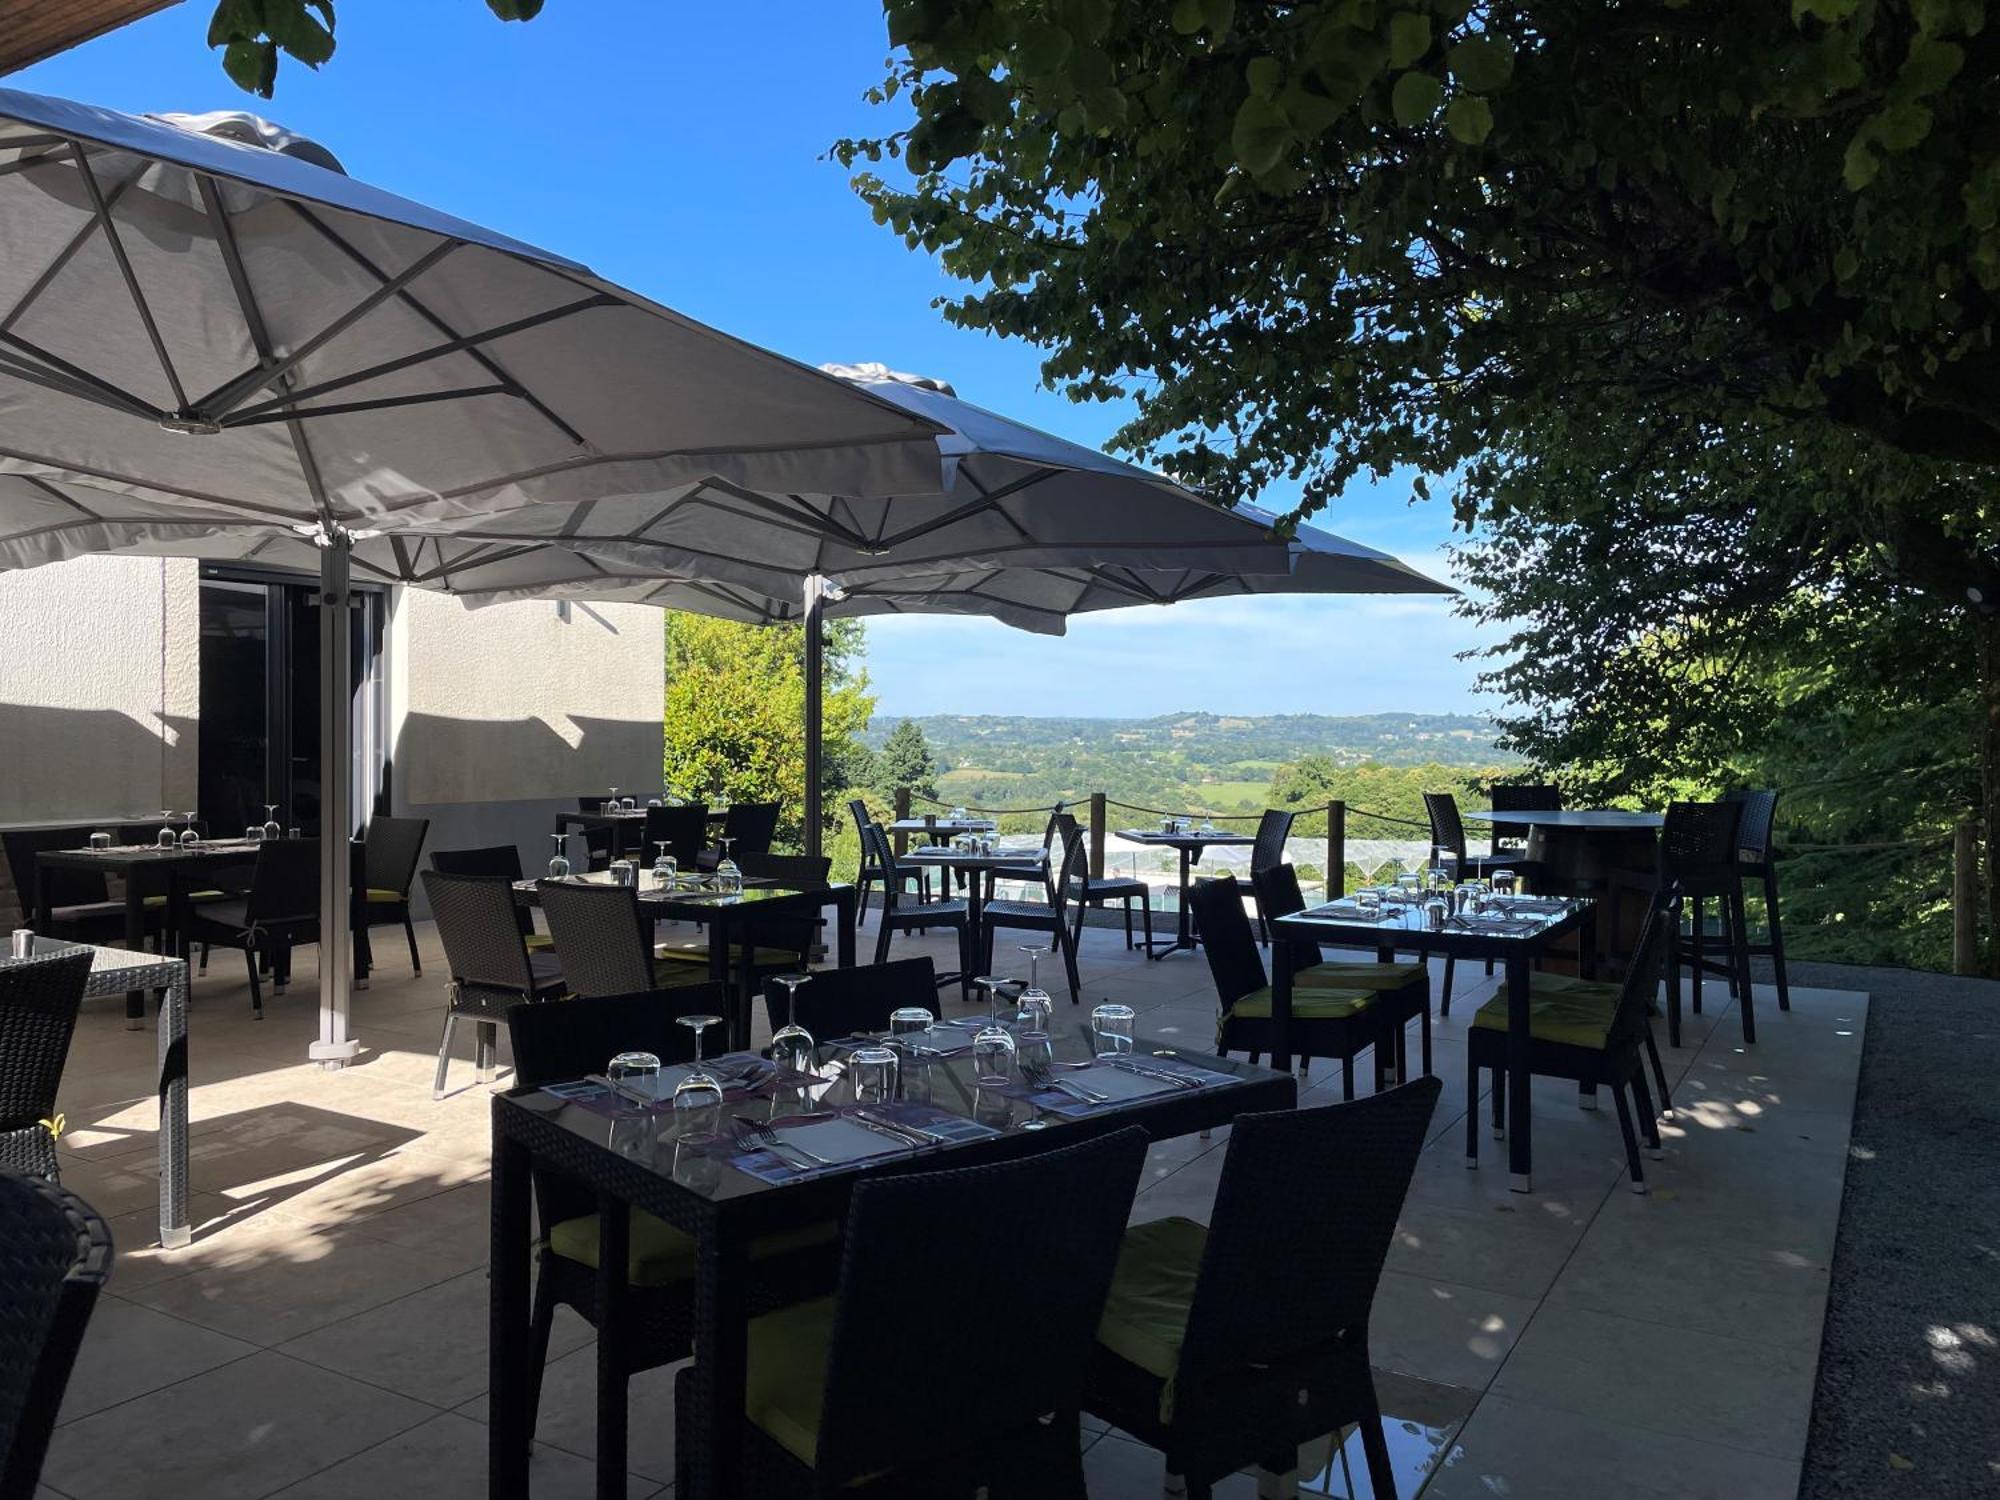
1286;893;1589;942
505;1030;1269;1205
1;933;180;974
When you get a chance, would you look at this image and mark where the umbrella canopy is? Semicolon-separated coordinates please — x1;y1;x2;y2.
0;91;957;1067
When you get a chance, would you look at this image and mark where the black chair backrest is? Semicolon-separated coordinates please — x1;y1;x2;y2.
812;1127;1148;1487
580;824;615;873
1186;874;1267;1009
1726;788;1779;863
1659;800;1743;895
864;823;907;906
536;880;654;997
642;804;709;867
0;950;92;1145
429;846;536;939
245;838;320;928
1606;896;1675;1050
762;956;938;1038
1;829;108;916
736;852;831;886
578;796;608;814
1039;822;1088;920
506;986;721;1087
421;871;539;994
362;816;429;897
1176;1079;1440;1393
1423;792;1468;863
1250;808;1294;876
1489;783;1561;854
0;1170;110;1498
1250;863;1322;970
720;801;781;856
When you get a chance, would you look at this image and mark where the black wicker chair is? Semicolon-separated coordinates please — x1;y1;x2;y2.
1055;810;1155;952
675;1126;1148;1498
428;845;552;951
1488;783;1561;861
1248;808;1295;945
655;853;826;981
1253;862;1433;1081
761;957;939;1040
977;823;1088;1004
864;823;972;1003
1727;788;1792;1014
642;803;709;869
506;987;837;1471
183;838;320;1016
357;815;429;978
1659;800;1754;1046
1084;1079;1440;1499
709;800;781;866
420;871;568;1099
1468;895;1672;1191
579;823;616;873
536;880;662;998
1188;875;1384;1097
577;796;609;814
848;798;928;925
1;829;129;948
1420;792;1527;1018
0;1169;111;1499
0;950;92;1181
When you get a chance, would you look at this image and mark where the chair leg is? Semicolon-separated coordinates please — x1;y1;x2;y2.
1631;1065;1664;1158
1140;889;1154;952
1465;1061;1482;1165
1664;926;1684;1049
1642;1023;1673;1116
475;1021;495;1084
1764;865;1792;1010
524;1259;561;1444
432;1011;458;1100
1340;1052;1354;1100
1059;922;1083;1004
1438;953;1455;1018
244;946;263;1017
1729;888;1757;1045
1490;1060;1506;1139
198;942;209;976
1355;1384;1399;1500
1688;897;1705;1015
403;914;422;975
1122;896;1133;949
873;911;894;967
1611;1076;1646;1192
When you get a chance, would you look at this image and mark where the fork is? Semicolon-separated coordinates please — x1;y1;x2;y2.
731;1114;834;1167
1023;1060;1105;1104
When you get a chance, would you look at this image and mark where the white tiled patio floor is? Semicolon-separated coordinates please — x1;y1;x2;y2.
34;912;1863;1499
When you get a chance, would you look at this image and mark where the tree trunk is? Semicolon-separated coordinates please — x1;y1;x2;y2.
1977;611;2000;977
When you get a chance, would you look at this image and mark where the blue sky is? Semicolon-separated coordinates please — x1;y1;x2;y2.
15;1;1497;719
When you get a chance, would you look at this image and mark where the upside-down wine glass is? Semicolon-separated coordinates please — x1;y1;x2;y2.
971;975;1017;1086
178;812;200;848
547;832;572;879
1013;944;1054;1039
262;804;282;842
653;842;678;889
156;810;177;848
769;973;815;1073
716;837;741;895
672;1014;725;1141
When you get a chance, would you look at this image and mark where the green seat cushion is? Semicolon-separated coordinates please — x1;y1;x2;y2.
1297;960;1426;993
655;939;802;968
140;889;229;908
745;1297;836;1465
1225;985;1372;1022
547;1210;835;1288
1526;971;1620;1005
523;932;556;952
1095;1214;1207;1420
1471;990;1614;1049
365;887;406;904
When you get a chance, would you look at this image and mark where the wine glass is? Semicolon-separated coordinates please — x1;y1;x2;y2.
547;832;572;879
672;1014;725;1141
769;973;815;1073
971;976;1017;1086
607;785;620;812
716;837;741;895
178;812;201;847
1013;943;1054;1039
652;842;678;889
156;810;176;848
262;804;282;842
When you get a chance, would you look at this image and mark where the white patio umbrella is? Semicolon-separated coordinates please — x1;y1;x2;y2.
0;90;954;1064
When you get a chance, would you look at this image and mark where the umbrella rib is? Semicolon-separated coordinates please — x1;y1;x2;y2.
224;293;616;424
0;443;318;524
389;534;415;582
223;383;515;428
21;475;103;520
692;478;876;550
0;166;141;338
70;143;189;413
868;469;1052;551
0;343;159;419
193;235;460;416
283;203;589;447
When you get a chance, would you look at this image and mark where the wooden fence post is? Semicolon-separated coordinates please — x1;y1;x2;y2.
893;785;911;858
1954;819;1979;976
1327;800;1346;901
1089;791;1107;880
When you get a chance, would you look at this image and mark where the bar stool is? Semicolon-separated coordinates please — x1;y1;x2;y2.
1726;788;1792;1015
1659;801;1755;1047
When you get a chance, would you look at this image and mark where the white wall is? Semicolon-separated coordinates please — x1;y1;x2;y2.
0;554;198;824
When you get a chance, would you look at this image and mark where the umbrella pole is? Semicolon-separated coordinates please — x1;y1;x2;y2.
803;574;825;861
310;530;360;1069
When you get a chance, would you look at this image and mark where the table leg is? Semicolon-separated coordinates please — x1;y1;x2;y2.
967;877;986;973
489;1126;533;1499
834;888;856;968
707;910;738;1048
595;1196;630;1499
691;1223;749;1500
1505;954;1533;1192
1271;931;1294;1074
157;965;190;1249
123;880;146;1029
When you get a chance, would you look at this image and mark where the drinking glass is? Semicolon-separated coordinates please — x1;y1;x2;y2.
607;1049;662;1100
156;810;177;848
87;831;111;850
1356;888;1382;919
178;813;201;848
547;832;571;879
621;796;638;812
647;796;663;809
653;843;678;889
715;838;741;895
974;1084;1015;1129
1394;871;1423;905
672;1014;725;1141
1429;844;1457;890
889;1005;934;1056
1013;944;1053;1039
262;804;282;842
1491;868;1518;900
850;1045;898;1105
287;827;301;841
971;1026;1017;1087
1091;1002;1136;1059
245;825;264;843
770;973;815;1073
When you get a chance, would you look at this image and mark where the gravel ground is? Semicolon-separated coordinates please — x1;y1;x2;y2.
1790;960;2000;1498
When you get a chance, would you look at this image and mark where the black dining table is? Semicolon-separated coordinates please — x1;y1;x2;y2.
903;842;1047;934
512;871;857;1049
488;1032;1294;1499
1116;826;1255;959
556;806;728;858
1272;893;1593;1193
1465;807;1663;962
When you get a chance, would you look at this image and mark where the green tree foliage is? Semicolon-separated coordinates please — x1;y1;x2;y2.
205;0;544;96
661;614;875;857
872;719;940;804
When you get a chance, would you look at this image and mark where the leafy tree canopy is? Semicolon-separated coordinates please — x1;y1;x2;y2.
873;719;941;804
205;0;545;97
